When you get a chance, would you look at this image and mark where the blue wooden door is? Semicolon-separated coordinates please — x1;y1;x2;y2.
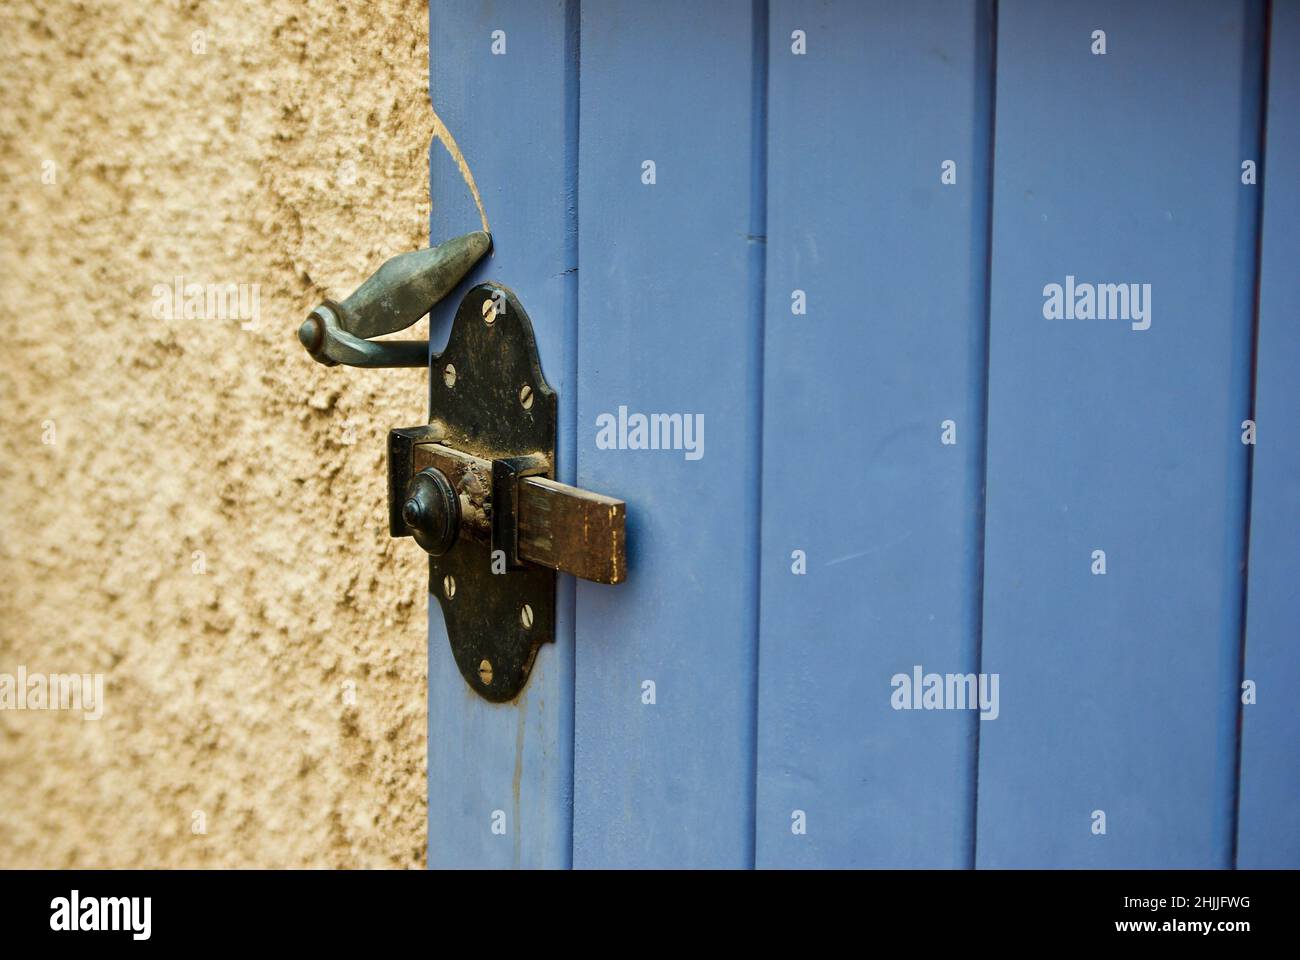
426;0;1298;869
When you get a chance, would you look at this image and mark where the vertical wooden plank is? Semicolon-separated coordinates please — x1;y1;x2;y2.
976;0;1263;867
573;0;761;867
1237;0;1300;870
755;1;993;867
427;0;578;868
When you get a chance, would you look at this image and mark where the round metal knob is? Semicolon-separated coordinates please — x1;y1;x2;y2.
402;467;460;556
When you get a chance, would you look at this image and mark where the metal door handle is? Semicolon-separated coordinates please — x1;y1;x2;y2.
297;231;491;368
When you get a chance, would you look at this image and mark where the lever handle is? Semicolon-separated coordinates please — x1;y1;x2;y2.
297;231;491;368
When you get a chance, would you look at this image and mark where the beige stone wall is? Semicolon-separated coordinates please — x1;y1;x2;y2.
0;0;435;867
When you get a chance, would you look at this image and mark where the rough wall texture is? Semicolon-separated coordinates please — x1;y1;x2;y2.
0;0;435;867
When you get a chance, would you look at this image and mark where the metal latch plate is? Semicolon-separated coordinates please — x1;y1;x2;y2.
412;283;556;702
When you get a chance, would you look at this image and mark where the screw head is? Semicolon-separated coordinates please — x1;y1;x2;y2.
443;574;456;599
478;659;493;685
520;603;534;629
519;384;533;409
481;295;498;325
443;363;456;387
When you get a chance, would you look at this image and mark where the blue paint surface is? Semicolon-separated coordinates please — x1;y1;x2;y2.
756;0;993;868
975;0;1263;868
572;0;763;868
1237;0;1300;871
427;0;578;868
423;0;1294;870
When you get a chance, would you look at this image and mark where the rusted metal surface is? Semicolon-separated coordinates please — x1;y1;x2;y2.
387;425;442;537
412;443;627;585
517;478;626;585
414;442;496;545
492;454;550;570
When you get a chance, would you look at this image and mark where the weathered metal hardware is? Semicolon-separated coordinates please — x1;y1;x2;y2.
298;232;491;368
397;440;626;584
402;467;460;556
299;238;626;702
389;284;626;701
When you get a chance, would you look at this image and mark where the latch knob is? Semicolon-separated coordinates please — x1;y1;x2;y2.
402;468;460;557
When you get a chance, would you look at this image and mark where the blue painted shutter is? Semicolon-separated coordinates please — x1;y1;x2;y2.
975;0;1263;868
572;0;763;869
423;0;1296;870
427;0;578;868
756;0;994;868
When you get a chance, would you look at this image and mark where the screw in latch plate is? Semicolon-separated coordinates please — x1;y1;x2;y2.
478;659;493;685
443;363;456;387
520;603;533;629
443;574;456;599
519;384;533;410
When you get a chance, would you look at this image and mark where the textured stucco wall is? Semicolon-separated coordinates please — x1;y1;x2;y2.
0;0;434;867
